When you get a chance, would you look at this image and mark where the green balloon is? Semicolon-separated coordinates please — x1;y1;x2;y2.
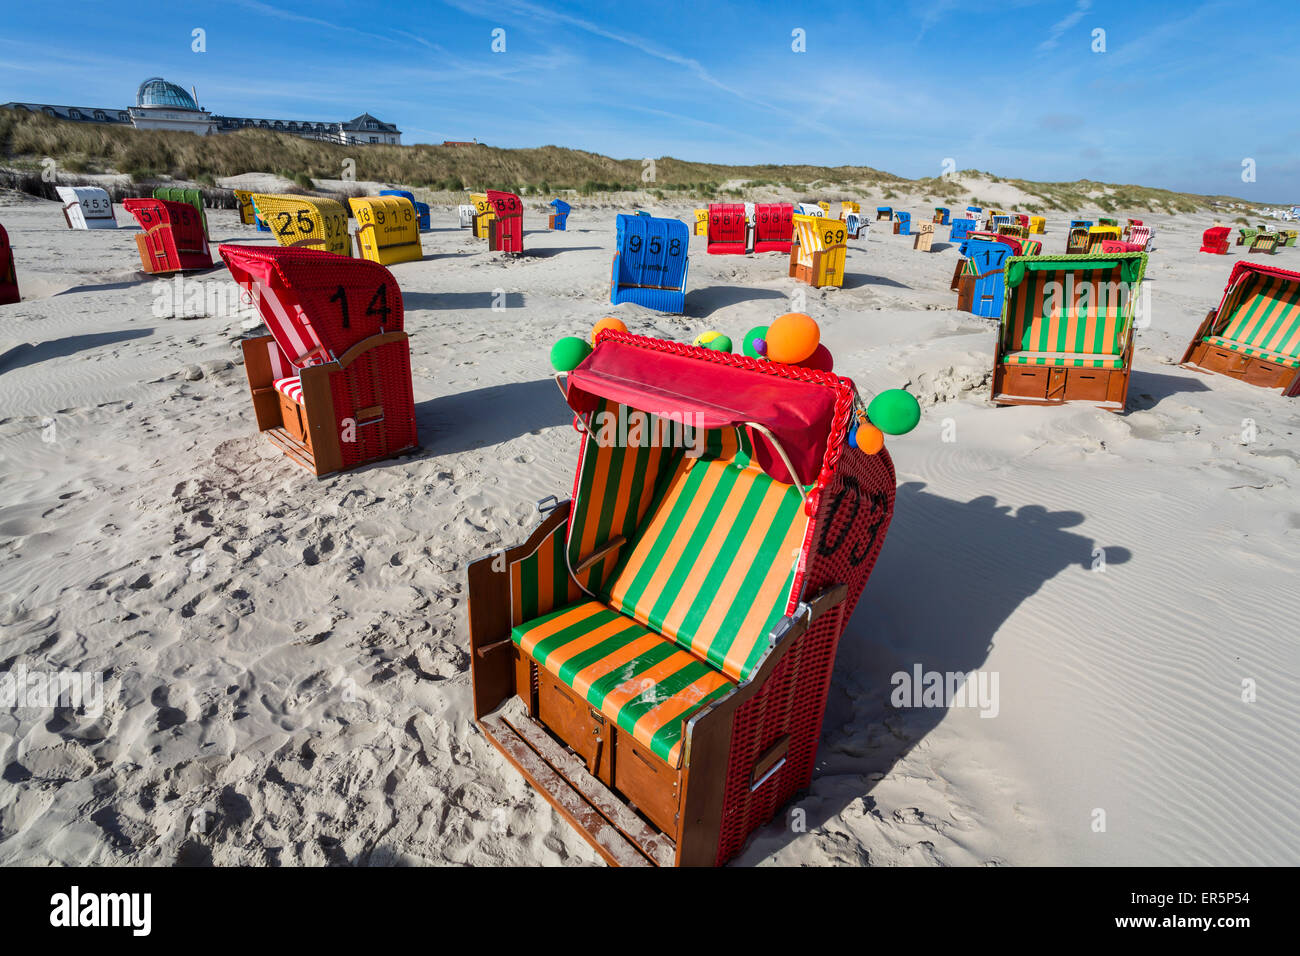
867;389;920;435
705;334;732;352
550;336;592;372
742;325;769;359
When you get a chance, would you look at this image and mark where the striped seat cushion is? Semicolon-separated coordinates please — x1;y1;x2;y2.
604;451;808;683
1205;336;1300;368
1001;351;1125;369
512;601;734;766
1002;267;1129;363
274;376;303;404
1208;273;1300;366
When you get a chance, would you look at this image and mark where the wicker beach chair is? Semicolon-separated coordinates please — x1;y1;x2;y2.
0;224;19;305
991;252;1147;411
610;214;689;313
1181;261;1300;395
753;203;794;254
122;198;212;274
789;214;847;288
707;203;748;255
219;244;418;476
466;330;902;866
55;186;117;230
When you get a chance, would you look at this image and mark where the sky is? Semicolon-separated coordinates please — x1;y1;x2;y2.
2;0;1298;199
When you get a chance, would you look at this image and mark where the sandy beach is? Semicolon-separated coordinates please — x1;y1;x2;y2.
1;177;1297;867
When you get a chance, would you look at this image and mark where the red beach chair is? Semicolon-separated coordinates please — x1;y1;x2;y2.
1199;226;1231;255
219;244;418;476
706;203;748;254
0;224;19;305
122;198;212;274
486;190;524;254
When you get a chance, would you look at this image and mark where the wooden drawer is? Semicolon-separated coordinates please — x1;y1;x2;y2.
1001;364;1049;399
1203;346;1248;374
614;732;680;836
1065;368;1111;402
1243;357;1291;387
537;669;613;785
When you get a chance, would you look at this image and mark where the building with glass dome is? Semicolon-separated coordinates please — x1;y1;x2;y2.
3;76;401;145
127;77;216;134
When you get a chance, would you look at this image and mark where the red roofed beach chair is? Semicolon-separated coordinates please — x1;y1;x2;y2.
753;203;794;254
1180;261;1300;395
466;331;900;866
122;198;212;274
706;203;748;254
992;252;1147;411
1200;226;1231;255
0;224;19;305
1126;224;1152;251
486;190;524;254
1123;219;1143;240
219;244;418;476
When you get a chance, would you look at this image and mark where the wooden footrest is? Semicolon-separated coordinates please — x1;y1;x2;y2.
479;698;675;867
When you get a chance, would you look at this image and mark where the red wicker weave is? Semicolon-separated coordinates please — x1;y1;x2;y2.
0;224;18;305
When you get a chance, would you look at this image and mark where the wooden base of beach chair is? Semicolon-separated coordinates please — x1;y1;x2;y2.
1181;333;1300;394
949;258;965;292
991;363;1131;411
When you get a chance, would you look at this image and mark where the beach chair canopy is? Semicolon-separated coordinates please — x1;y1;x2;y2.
949;218;976;242
1200;226;1231;253
611;213;688;312
798;202;825;217
550;198;571;214
998;253;1145;369
567;331;848;498
934;207;950;224
220;244;404;370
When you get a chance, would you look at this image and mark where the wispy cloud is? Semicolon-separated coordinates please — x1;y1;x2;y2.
1038;0;1093;53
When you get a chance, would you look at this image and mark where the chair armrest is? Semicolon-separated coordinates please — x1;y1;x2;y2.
574;536;625;576
765;583;848;648
334;330;409;370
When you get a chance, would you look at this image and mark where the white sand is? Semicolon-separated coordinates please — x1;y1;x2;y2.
0;179;1296;866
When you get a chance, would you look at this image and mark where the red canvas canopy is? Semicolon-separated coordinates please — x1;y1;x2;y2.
1216;260;1300;309
564;331;849;487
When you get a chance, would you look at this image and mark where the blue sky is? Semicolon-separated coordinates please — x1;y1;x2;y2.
2;0;1298;198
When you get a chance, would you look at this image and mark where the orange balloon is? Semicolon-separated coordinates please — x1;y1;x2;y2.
856;424;885;455
591;316;627;345
765;312;820;364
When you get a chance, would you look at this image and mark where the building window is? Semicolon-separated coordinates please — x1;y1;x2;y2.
68;109;81;119
94;110;106;121
365;120;377;129
43;107;57;117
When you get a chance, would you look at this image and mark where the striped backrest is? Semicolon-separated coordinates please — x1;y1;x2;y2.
603;432;807;683
793;214;846;264
1128;225;1151;248
1214;270;1300;359
1002;260;1133;356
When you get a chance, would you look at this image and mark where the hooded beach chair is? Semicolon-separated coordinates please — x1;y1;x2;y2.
692;209;708;236
549;199;571;231
153;186;209;237
1237;227;1258;247
893;211;911;236
380;190;431;231
350;195;423;266
753;203;794;254
220;244;418;476
796;203;825;218
1279;229;1298;247
875;206;892;221
610;214;688;314
789;213;847;288
1098;217;1118;228
999;223;1028;240
1070;219;1092;231
1250;232;1280;255
1180;261;1300;396
232;189;260;227
1065;226;1091;255
471;193;494;239
991;252;1146;411
843;212;865;240
913;222;935;252
956;235;1019;317
1029;216;1046;234
0;224;19;305
949;217;976;243
1123;219;1143;241
486;190;524;254
934;207;950;225
840;200;860;220
948;230;1006;291
706;203;748;255
252;194;352;256
1126;225;1153;251
458;204;476;228
466;329;902;866
1200;226;1231;254
55;186;116;230
122;198;212;274
966;206;983;221
989;214;1012;234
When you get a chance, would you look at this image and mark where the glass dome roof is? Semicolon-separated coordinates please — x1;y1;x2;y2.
136;78;199;111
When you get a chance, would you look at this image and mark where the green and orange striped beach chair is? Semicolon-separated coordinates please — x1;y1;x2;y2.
1181;261;1300;395
467;331;901;865
1249;232;1280;255
991;252;1147;410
